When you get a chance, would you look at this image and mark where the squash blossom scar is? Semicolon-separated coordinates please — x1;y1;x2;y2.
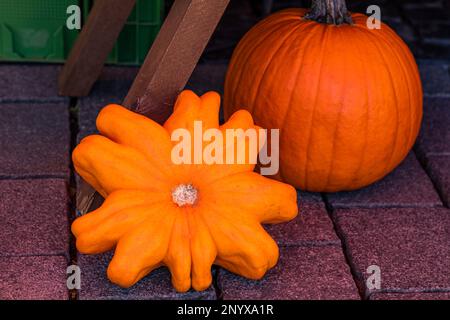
172;184;198;207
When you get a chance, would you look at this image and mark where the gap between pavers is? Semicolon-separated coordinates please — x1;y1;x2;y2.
332;207;450;299
413;97;450;208
0;64;74;299
423;155;450;207
415;97;450;160
216;191;360;300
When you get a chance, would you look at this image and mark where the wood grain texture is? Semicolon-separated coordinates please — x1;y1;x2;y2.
124;0;230;123
58;0;136;97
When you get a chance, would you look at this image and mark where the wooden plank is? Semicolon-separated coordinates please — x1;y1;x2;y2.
58;0;136;97
76;178;104;214
77;0;230;214
124;0;230;122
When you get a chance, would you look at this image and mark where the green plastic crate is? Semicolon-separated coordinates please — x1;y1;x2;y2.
0;0;163;65
0;0;80;62
84;0;164;65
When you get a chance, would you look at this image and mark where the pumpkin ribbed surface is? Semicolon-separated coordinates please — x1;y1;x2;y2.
224;9;423;192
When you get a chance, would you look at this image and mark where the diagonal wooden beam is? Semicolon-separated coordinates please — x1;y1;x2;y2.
77;0;230;214
58;0;136;97
124;0;230;123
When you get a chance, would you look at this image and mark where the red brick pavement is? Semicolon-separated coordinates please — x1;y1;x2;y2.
0;0;449;300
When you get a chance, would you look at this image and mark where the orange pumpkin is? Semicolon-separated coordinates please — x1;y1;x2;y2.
224;1;423;192
72;90;298;292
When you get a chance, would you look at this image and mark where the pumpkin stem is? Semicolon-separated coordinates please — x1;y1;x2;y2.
172;184;198;207
305;0;353;25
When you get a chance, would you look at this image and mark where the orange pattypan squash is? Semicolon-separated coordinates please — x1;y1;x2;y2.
72;90;298;292
224;0;423;192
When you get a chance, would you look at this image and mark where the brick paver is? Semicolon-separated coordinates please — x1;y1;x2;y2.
415;97;450;160
401;2;450;60
0;102;70;178
186;63;228;95
219;246;360;300
266;192;340;246
77;253;216;300
326;152;442;208
334;207;450;298
384;17;416;43
78;68;138;140
0;179;69;257
0;64;70;300
66;61;450;300
425;155;450;206
418;62;450;97
1;0;450;300
0;64;67;102
0;255;68;300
